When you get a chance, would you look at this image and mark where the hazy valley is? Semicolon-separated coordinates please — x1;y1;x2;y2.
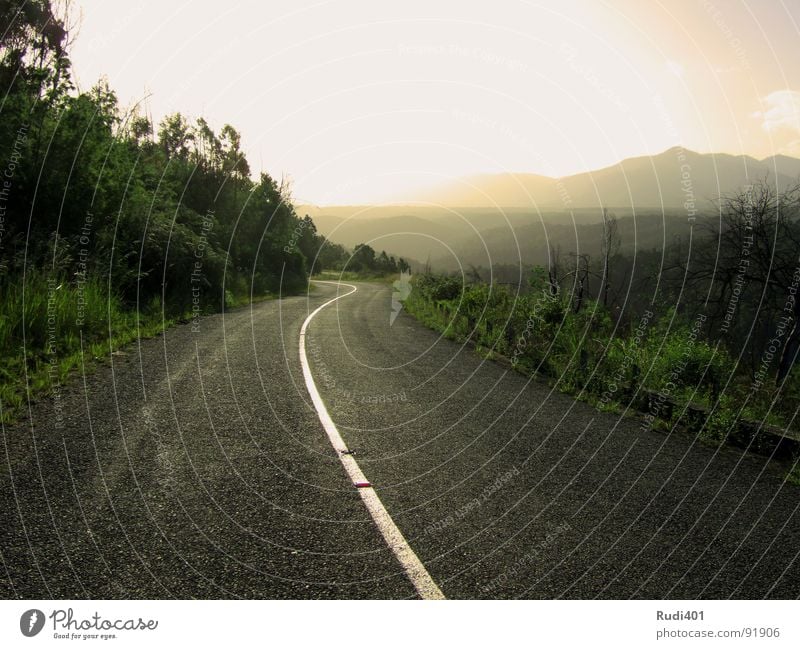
301;147;800;274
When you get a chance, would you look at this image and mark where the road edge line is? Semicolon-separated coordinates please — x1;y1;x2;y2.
299;280;445;600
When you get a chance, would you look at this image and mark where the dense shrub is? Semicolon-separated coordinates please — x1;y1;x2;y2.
404;271;792;435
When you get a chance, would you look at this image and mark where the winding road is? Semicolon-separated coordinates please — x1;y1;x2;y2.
2;281;799;599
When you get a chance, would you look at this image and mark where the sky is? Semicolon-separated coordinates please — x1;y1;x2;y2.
69;0;800;205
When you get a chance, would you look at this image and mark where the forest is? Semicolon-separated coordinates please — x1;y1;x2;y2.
0;0;401;420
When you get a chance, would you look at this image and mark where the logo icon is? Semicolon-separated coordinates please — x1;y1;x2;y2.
20;609;45;637
390;271;412;325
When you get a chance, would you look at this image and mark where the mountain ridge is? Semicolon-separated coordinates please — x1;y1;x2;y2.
299;148;800;211
408;147;800;209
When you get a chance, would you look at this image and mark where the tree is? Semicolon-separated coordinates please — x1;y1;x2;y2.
158;113;194;160
600;208;620;307
0;0;324;307
351;243;376;272
0;0;71;97
296;215;319;267
219;123;250;180
571;253;591;313
547;244;561;297
674;180;800;382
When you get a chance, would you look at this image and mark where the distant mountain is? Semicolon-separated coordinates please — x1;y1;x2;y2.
297;148;800;272
763;154;800;178
309;212;446;246
406;148;800;209
299;205;547;264
411;173;558;209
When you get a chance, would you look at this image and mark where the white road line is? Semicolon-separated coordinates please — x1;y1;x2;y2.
299;280;445;600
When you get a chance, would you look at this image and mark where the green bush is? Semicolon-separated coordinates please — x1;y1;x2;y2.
0;271;123;358
405;273;792;440
638;313;733;402
700;395;739;446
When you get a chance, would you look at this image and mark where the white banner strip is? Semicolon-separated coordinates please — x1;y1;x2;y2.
0;600;797;648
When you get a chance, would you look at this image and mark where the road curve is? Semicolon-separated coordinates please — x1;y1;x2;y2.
304;281;800;599
2;280;799;599
0;283;417;598
299;280;444;599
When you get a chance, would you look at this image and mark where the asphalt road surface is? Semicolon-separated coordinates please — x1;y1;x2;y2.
2;281;799;599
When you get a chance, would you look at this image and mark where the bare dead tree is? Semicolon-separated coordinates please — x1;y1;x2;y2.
600;208;620;308
669;180;800;382
547;244;561;296
567;252;591;313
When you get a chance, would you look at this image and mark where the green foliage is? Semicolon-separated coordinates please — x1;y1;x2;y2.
699;395;739;446
636;312;733;397
0;0;318;302
312;241;409;277
0;271;116;356
415;275;462;301
406;272;796;438
0;270;174;423
0;0;331;420
0;1;406;421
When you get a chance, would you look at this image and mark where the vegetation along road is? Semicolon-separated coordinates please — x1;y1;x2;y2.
2;281;799;599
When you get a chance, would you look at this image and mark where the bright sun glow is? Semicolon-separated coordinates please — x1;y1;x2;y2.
70;0;800;204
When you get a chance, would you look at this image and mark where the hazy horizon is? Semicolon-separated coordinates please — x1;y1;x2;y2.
296;145;800;207
71;0;800;205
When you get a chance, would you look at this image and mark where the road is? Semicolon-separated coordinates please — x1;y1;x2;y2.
2;280;799;599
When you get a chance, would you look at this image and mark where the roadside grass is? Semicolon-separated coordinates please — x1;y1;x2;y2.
402;273;800;475
0;272;276;424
